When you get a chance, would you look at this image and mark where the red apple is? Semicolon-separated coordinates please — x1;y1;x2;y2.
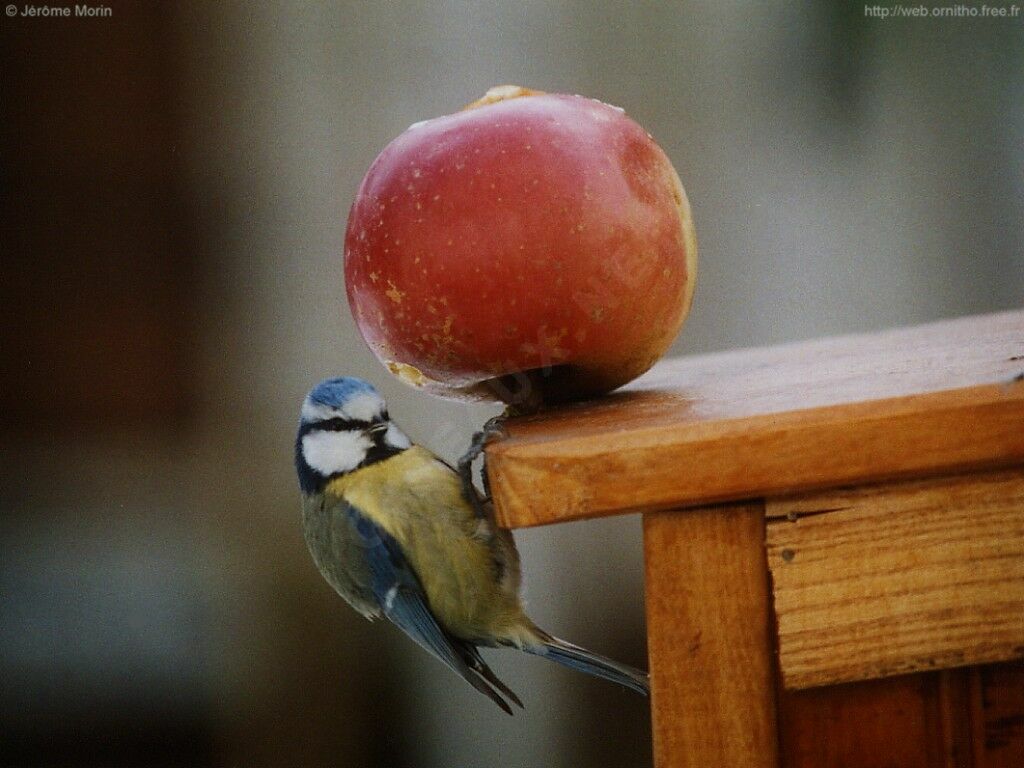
344;85;697;406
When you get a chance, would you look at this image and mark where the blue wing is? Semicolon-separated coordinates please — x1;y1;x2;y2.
345;504;521;713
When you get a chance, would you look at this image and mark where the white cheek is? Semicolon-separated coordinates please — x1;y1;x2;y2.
343;392;385;422
384;423;412;450
302;430;373;475
301;399;336;423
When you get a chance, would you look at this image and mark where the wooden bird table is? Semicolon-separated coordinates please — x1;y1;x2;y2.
485;310;1024;768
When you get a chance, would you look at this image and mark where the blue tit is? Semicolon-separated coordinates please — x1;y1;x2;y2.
295;376;649;713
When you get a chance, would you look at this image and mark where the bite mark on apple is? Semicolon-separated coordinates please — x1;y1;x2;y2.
386;361;428;387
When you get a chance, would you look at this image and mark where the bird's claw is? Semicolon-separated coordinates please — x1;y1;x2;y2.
458;414;509;518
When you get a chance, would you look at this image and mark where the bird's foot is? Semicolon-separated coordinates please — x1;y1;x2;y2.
458;412;510;518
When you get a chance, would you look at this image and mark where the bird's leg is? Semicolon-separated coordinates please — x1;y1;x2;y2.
458;412;510;519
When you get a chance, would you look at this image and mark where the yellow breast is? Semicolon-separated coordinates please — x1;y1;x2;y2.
326;446;525;640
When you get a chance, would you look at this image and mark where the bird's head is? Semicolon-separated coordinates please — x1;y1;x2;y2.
295;377;412;494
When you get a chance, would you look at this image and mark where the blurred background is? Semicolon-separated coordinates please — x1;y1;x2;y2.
1;2;1021;767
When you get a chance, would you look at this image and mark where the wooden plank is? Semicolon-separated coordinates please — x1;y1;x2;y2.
486;310;1024;528
766;469;1024;690
940;669;976;768
644;503;779;768
777;670;973;768
777;661;1024;768
971;660;1024;768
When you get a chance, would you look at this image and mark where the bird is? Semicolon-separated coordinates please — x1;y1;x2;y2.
294;376;649;713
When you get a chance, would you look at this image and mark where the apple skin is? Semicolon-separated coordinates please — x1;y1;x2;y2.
344;87;697;405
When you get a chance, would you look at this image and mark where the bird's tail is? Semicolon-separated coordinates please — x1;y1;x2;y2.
523;631;650;696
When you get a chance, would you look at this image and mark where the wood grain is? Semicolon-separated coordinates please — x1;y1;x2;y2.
970;660;1024;767
486;310;1024;528
778;670;972;768
766;469;1024;690
644;504;778;768
777;661;1024;768
778;671;962;765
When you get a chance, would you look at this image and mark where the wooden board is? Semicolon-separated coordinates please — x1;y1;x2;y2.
970;660;1024;767
766;469;1024;690
486;310;1024;528
777;661;1024;768
644;503;778;768
778;670;972;768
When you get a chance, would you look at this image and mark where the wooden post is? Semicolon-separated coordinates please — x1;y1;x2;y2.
644;503;779;768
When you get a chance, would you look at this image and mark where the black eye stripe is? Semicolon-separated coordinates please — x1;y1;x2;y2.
299;417;375;437
320;417;372;432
